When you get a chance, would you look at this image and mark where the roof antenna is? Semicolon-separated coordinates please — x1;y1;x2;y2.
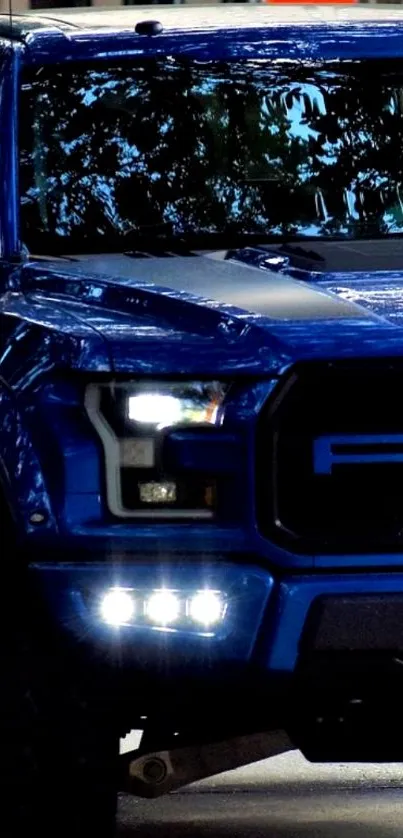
8;0;12;32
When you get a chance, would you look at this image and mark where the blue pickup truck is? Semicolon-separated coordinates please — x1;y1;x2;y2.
4;3;403;834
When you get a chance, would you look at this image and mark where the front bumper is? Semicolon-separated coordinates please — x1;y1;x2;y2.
30;560;403;758
31;560;403;673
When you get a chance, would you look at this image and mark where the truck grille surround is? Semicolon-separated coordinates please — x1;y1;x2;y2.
256;360;403;554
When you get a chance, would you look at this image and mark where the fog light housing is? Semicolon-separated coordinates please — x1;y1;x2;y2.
34;562;275;661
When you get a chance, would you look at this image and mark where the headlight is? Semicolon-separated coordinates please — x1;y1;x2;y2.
127;390;221;429
85;381;228;519
128;394;183;428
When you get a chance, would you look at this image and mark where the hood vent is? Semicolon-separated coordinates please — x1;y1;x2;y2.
276;244;326;272
124;247;199;259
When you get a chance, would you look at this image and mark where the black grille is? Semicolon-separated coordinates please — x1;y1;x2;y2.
257;360;403;554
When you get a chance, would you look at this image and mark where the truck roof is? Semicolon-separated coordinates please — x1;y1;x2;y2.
4;4;403;64
13;5;403;32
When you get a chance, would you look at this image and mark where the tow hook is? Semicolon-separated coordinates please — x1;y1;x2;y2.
120;730;294;798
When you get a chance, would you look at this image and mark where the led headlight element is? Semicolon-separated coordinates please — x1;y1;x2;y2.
128;394;183;429
127;383;226;430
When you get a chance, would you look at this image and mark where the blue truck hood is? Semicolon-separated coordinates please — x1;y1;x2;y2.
18;247;403;376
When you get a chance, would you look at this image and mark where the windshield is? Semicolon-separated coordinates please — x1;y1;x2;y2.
19;57;403;254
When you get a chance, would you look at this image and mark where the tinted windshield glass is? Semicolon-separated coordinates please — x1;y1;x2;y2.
19;58;403;253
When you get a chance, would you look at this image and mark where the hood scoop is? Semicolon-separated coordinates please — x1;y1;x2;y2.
121;222;199;259
276;243;325;271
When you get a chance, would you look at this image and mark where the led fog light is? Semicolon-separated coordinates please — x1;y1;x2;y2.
188;591;225;627
100;588;136;626
146;590;181;626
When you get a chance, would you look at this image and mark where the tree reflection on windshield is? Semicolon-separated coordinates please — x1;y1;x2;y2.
19;58;403;252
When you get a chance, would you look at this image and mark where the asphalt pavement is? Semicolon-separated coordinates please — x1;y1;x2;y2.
117;750;403;837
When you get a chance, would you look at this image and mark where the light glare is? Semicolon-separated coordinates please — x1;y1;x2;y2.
128;394;182;428
189;591;224;626
146;590;180;625
101;589;135;626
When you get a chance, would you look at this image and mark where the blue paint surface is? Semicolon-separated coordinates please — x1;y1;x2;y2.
1;7;403;681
